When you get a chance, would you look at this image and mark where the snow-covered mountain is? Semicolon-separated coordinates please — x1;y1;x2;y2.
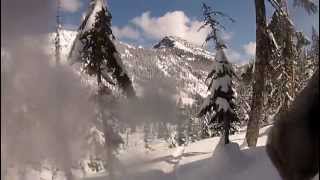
48;29;250;110
47;30;251;128
51;30;216;105
153;36;215;59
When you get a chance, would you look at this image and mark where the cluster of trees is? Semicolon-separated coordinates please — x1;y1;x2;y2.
186;0;319;148
246;0;318;147
66;0;319;178
182;0;318;147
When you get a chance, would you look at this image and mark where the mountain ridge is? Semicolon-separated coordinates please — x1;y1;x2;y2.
50;29;246;107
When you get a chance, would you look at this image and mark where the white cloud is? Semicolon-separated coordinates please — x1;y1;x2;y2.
112;26;141;40
61;0;82;13
243;41;256;56
131;11;210;46
114;11;235;47
112;10;250;64
225;49;244;64
221;31;234;42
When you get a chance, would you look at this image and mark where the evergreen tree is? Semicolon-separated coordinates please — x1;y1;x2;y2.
310;27;319;66
175;99;188;146
143;123;152;150
69;0;135;178
246;0;317;147
264;0;317;122
79;8;135;97
156;122;171;142
198;48;239;144
185;103;201;143
197;3;239;144
69;0;135;98
294;31;312;90
236;63;253;125
262;0;297;124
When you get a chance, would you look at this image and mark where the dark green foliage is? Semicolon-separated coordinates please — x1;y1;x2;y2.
264;2;318;120
241;63;254;85
199;3;235;48
79;7;135;97
266;9;296;114
87;158;105;172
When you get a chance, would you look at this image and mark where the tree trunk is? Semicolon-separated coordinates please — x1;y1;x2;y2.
96;69;115;179
64;170;74;180
224;114;230;144
18;166;27;180
97;70;102;87
246;0;270;147
102;118;115;180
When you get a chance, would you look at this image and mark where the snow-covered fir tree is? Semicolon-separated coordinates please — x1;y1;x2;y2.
310;27;319;67
68;0;135;178
235;63;253;125
267;1;296;114
197;3;239;144
198;48;239;144
264;0;318;122
143;123;153;150
69;0;135;98
175;98;189;147
185;103;202;143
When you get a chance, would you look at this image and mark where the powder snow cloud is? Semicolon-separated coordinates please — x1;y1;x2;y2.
243;41;256;57
61;0;82;13
225;48;245;64
112;26;141;40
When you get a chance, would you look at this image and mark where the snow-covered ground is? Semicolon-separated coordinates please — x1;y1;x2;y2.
6;125;319;180
5;125;281;180
99;125;281;180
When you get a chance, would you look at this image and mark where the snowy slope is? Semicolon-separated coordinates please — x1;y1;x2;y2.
6;120;318;180
91;125;315;180
108;126;280;180
79;126;283;180
6;126;279;180
48;29;78;60
49;30;249;108
115;40;212;104
50;30;216;105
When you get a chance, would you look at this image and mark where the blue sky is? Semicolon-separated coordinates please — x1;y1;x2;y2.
60;0;319;63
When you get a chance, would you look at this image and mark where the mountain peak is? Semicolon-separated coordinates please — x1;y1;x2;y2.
153;36;192;49
153;36;215;60
153;36;176;49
